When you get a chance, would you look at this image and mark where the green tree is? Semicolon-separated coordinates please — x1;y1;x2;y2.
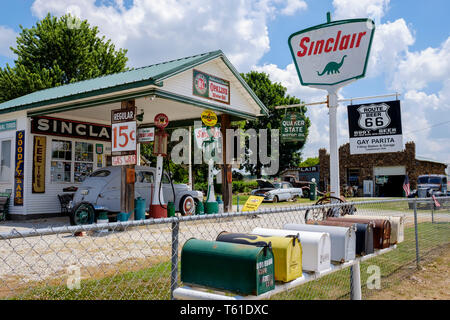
240;71;310;178
299;157;319;167
0;13;128;102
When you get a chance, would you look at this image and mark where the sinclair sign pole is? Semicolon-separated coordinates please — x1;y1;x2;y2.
288;13;375;198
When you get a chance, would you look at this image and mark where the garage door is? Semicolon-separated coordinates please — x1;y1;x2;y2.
373;166;406;176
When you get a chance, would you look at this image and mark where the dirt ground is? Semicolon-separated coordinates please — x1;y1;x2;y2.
367;244;450;300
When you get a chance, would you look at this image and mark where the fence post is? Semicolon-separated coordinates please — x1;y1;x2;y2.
350;262;362;300
413;200;420;269
430;198;435;224
170;218;180;300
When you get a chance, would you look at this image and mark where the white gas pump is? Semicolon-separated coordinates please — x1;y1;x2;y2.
201;112;219;214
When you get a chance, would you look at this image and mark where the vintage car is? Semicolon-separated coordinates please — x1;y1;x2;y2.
250;179;303;203
68;166;203;225
408;174;448;198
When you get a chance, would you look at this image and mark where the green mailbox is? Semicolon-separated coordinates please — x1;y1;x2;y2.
181;238;275;296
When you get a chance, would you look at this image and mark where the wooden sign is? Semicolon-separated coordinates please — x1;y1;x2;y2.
32;136;46;193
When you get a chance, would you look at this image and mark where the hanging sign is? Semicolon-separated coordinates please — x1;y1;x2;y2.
111;121;136;152
347;100;403;154
281;112;306;142
32;136;46;194
288;18;375;88
201;110;218;127
137;127;155;143
193;69;230;104
14;130;25;206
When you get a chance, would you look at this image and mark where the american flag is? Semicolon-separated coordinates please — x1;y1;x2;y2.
403;175;410;197
432;194;441;207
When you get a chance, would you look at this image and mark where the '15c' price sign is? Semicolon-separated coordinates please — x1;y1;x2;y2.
112;121;136;152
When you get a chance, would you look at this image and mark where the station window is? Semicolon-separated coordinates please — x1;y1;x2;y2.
50;139;95;183
0;140;12;182
74;142;94;182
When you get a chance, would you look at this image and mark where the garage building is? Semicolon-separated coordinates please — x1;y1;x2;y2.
318;142;447;197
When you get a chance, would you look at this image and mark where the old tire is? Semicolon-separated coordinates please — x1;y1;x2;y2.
179;195;195;216
272;196;279;204
70;202;95;226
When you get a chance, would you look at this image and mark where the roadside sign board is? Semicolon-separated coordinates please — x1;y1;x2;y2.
112;121;136;152
347;100;403;154
112;153;137;166
281;112;306;142
242;196;265;212
193;69;230;104
288;18;375;88
137;127;155;143
201;110;218;127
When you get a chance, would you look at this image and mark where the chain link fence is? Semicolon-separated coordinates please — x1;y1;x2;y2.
0;197;449;300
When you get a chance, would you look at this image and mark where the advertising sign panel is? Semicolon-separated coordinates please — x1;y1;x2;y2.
347;100;403;154
137;127;155;143
288;19;375;88
281;112;306;142
112;121;137;153
14;130;25;206
32;136;46;193
193;69;230;104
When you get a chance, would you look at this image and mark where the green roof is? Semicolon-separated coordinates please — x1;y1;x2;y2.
0;50;268;116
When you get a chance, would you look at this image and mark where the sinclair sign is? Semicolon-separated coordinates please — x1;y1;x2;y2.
288;18;375;88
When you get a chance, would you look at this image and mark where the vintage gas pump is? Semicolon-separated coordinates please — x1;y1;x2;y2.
150;113;169;218
201;111;219;214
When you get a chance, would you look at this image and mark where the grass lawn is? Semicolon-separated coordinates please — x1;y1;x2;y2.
9;222;449;300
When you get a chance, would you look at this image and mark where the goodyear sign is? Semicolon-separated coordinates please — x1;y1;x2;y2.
14;131;25;206
242;196;264;212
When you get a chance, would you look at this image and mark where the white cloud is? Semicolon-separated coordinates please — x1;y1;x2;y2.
333;0;390;24
280;0;307;16
0;26;18;59
30;0;278;71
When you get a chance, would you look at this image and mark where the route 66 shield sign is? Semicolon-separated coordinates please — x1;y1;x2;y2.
357;103;391;130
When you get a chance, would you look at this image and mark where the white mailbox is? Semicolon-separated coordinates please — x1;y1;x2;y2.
342;215;405;244
251;227;331;273
283;223;356;263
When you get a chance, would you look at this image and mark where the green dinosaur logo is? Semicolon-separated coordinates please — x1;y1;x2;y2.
317;55;347;76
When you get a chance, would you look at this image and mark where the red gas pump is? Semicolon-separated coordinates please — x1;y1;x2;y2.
150;113;169;218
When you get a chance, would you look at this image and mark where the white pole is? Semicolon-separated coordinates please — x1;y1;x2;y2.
350;261;362;300
328;90;340;198
188;126;192;190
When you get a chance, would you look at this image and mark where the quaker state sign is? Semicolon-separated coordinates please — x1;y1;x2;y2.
288;18;375;88
281;112;306;142
347;100;403;154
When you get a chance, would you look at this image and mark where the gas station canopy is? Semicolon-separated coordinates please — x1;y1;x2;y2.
0;50;268;125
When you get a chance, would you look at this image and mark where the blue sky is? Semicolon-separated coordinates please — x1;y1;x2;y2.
0;0;449;169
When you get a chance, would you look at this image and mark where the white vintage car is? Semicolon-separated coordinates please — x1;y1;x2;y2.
68;166;203;225
251;179;303;203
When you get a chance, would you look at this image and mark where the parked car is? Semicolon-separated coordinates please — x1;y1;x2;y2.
408;174;448;198
282;175;314;198
68;166;203;225
251;179;303;203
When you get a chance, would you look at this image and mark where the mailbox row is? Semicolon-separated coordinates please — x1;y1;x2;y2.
180;215;405;296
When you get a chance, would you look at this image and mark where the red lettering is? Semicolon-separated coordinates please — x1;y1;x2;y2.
297;37;309;57
349;33;357;48
325;38;334;52
308;41;315;56
333;31;341;51
339;34;350;50
314;39;324;55
356;32;366;47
